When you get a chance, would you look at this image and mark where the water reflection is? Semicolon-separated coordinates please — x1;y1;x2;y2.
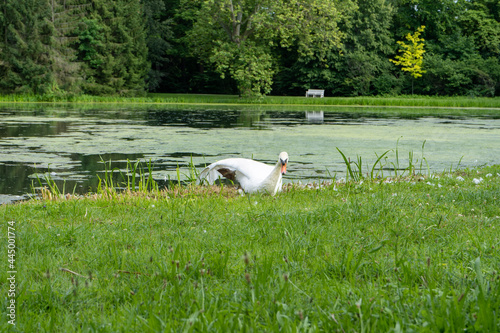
145;109;275;129
306;111;324;122
0;120;70;138
0;163;34;196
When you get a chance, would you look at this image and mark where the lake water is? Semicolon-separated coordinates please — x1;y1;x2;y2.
1;104;499;203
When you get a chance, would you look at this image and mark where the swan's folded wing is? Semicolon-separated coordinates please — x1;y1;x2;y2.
197;158;271;185
197;163;238;185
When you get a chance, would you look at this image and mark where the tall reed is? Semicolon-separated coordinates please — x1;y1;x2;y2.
97;158;160;194
31;165;77;200
336;140;435;181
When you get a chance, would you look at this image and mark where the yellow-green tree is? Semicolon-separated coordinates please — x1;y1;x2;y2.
390;25;426;94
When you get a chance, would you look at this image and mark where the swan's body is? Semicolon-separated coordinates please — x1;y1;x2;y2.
198;152;288;195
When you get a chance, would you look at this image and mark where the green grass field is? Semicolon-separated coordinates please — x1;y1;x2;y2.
1;165;499;331
0;92;499;108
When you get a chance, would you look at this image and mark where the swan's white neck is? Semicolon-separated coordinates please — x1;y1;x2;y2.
263;160;284;195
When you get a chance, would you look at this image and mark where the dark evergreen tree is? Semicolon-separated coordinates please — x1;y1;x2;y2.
75;0;149;95
49;0;92;94
143;0;172;91
0;0;54;94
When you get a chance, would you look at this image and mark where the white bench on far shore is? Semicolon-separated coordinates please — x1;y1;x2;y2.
305;89;324;98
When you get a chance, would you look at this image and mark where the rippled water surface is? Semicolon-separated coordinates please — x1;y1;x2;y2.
1;104;499;203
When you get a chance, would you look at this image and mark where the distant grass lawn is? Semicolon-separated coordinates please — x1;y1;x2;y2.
147;93;500;109
1;92;499;108
1;165;499;331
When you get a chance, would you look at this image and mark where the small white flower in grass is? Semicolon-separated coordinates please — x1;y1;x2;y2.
485;173;493;177
57;234;60;236
203;230;207;233
456;176;464;181
438;184;442;188
426;182;435;186
472;177;483;185
151;204;155;208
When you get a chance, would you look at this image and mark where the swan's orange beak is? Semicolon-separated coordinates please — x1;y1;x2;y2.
281;162;287;175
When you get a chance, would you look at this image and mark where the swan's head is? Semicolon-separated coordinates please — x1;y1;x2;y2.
278;152;288;175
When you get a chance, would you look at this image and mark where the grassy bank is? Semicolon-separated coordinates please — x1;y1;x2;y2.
0;93;499;108
1;165;499;331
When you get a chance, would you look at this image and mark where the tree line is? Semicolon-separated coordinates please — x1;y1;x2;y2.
0;0;498;97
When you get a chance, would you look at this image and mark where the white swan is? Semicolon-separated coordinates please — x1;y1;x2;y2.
197;152;289;195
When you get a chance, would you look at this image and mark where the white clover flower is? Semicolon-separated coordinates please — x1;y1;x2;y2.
472;178;483;185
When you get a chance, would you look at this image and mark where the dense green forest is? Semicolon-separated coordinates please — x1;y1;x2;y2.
0;0;498;97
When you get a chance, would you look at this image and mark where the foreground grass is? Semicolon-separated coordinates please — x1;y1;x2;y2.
0;92;499;108
1;166;499;332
